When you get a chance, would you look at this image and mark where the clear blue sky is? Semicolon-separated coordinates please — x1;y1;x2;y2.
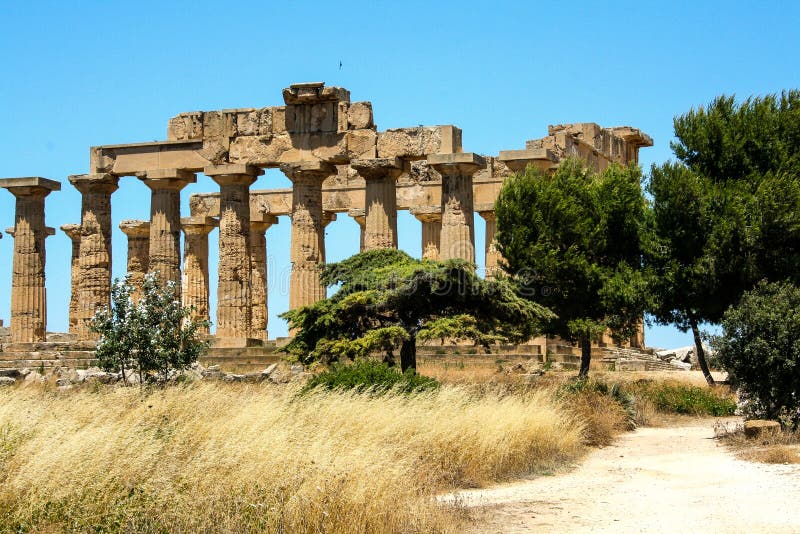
0;0;798;347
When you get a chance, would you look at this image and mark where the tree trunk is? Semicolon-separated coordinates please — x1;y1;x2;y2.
579;335;591;378
689;315;715;386
400;337;417;373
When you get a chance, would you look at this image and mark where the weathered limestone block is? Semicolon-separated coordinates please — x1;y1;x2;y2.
119;220;150;300
744;420;781;439
181;216;217;335
249;214;278;342
282;82;350;105
205;164;263;344
280;160;336;310
411;206;442;260
0;177;60;343
345;129;378;160
167;112;204;140
233;108;273;136
429;153;484;263
377;126;462;159
140;169;196;289
61;223;81;335
347;102;374;129
352;157;403;250
69;173;119;340
229;132;348;166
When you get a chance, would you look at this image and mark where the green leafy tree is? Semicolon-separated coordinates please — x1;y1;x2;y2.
91;273;209;384
495;159;649;378
713;281;800;429
280;249;553;372
647;91;800;384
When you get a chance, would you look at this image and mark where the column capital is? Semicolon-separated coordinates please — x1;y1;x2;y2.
140;168;197;191
476;204;496;222
410;205;442;223
323;211;337;227
279;160;336;182
251;213;279;233
68;173;120;194
351;157;403;180
204;164;263;178
497;149;557;173
348;208;366;227
119;219;151;238
60;223;82;241
428;152;485;176
0;177;61;198
181;216;218;236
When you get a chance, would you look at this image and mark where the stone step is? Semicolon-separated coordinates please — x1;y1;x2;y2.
0;358;96;370
2;341;96;352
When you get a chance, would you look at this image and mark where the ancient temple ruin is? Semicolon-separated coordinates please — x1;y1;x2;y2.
0;82;652;368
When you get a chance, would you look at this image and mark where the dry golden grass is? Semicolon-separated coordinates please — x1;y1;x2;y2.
0;382;584;533
717;422;800;465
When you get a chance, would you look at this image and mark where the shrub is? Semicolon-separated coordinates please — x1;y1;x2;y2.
627;380;737;416
302;359;440;395
713;280;800;428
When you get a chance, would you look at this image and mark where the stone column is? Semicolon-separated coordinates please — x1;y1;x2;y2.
279;161;336;310
478;210;501;279
411;206;442;260
0;177;60;343
139;169;196;290
429;153;485;263
119;220;151;300
61;223;82;334
68;173;119;340
249;214;278;342
348;208;366;252
351;157;402;250
181;216;217;335
204;164;263;345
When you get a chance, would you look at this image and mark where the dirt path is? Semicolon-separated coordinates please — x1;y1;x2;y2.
447;419;800;533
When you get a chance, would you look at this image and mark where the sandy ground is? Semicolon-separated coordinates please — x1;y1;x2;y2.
446;418;800;533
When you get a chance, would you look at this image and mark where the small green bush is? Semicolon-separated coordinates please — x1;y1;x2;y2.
628;381;736;416
301;359;440;395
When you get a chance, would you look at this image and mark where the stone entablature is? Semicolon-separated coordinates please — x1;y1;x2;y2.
1;82;652;355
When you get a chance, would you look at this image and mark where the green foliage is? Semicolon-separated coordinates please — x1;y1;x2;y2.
626;381;737;416
713;281;800;428
495;159;648;376
281;249;554;372
90;273;209;384
300;359;440;395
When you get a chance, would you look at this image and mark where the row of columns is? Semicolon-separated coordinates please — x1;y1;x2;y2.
1;153;502;344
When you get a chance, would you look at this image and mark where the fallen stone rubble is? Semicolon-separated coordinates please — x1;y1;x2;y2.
0;361;310;388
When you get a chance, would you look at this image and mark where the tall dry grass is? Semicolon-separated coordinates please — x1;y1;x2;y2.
0;383;584;533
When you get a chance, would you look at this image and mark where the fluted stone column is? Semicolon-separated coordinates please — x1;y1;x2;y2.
140;169;195;290
181;216;216;335
411;206;442;260
352;157;402;250
249;214;278;342
0;177;60;343
61;223;82;334
205;164;263;345
119;220;151;300
429;153;485;263
280;161;336;310
478;210;501;279
348;208;366;252
69;173;119;340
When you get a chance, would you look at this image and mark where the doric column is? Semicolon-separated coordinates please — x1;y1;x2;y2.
411;206;442;260
181;216;217;335
0;177;60;343
279;160;336;310
204;164;263;345
429;153;485;263
477;210;501;279
348;208;366;252
69;173;119;340
139;169;196;289
249;213;278;342
119;220;151;300
60;223;82;334
351;157;403;250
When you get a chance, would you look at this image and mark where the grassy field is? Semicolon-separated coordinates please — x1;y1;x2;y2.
0;382;587;533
